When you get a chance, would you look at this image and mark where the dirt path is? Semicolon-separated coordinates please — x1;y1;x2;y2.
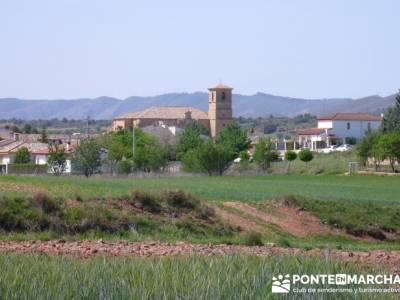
223;201;339;237
213;206;266;233
0;240;400;271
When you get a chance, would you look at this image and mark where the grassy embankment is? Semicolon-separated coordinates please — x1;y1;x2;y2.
0;253;392;300
0;174;400;250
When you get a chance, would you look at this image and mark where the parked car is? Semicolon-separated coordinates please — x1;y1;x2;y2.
335;144;353;152
321;145;337;154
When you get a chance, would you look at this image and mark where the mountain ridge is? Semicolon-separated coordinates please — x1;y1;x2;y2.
0;92;395;120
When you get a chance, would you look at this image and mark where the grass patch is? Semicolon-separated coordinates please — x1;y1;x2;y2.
292;196;400;240
1;174;400;204
0;253;392;300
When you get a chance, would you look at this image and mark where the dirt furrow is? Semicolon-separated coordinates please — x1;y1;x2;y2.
0;240;400;271
223;201;342;237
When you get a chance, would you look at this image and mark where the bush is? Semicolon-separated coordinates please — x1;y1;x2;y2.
298;149;313;167
116;160;133;175
14;147;31;164
284;150;297;174
243;231;263;246
31;192;60;214
165;190;200;210
131;190;161;213
284;151;297;162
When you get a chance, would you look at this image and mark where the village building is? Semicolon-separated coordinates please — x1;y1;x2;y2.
0;133;74;174
112;84;233;138
297;113;382;150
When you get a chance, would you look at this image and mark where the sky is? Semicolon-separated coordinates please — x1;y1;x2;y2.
0;0;399;100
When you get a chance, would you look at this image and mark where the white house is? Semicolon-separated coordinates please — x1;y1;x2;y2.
297;113;382;150
0;135;72;174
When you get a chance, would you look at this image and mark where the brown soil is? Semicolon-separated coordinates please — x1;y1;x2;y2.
1;240;399;271
223;201;341;237
212;206;266;233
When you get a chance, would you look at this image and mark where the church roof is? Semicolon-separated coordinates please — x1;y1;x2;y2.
208;83;233;90
116;106;209;120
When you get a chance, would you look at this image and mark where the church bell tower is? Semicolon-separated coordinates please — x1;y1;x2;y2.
208;83;233;138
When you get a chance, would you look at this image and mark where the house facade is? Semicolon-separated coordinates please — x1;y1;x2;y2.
297;113;382;150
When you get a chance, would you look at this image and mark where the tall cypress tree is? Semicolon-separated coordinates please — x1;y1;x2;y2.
383;92;400;132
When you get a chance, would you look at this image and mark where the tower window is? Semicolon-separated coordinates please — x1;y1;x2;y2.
367;122;371;130
346;122;351;130
221;92;226;100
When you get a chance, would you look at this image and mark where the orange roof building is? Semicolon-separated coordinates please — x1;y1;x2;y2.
112;84;233;138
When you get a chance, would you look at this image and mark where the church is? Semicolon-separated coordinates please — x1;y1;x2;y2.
112;83;233;138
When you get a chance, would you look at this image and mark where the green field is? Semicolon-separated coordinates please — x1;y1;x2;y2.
0;253;391;300
1;174;399;203
1;174;400;249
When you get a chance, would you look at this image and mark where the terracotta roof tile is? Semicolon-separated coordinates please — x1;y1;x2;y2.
208;84;233;90
297;128;327;135
116;106;209;120
318;113;382;121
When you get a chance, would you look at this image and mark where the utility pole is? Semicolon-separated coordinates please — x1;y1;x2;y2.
132;126;135;160
86;116;90;139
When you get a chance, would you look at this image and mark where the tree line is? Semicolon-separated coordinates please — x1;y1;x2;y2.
358;93;400;172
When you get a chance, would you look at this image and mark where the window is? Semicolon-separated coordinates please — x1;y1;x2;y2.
367;122;371;131
221;92;226;100
346;122;351;130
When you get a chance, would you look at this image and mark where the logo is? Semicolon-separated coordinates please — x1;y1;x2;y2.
272;274;291;293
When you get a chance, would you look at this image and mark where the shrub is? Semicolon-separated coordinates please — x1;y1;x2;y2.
165;190;200;210
196;206;216;220
14;147;31;164
116;159;133;175
131;190;161;213
243;231;263;246
0;196;43;231
31;192;60;214
298;149;313;168
284;151;297;174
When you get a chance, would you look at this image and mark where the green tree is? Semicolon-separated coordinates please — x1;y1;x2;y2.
103;128;169;173
177;124;205;158
375;132;400;172
215;122;250;156
14;147;31;164
133;130;168;172
184;120;210;136
237;151;250;174
116;159;133;175
47;143;67;176
371;142;385;171
134;139;168;172
357;130;381;167
181;149;203;173
284;150;297;174
383;93;400;132
196;141;233;176
39;127;49;143
298;148;314;168
253;138;278;174
72;139;101;177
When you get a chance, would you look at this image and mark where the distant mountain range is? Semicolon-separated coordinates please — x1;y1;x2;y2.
0;92;396;120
